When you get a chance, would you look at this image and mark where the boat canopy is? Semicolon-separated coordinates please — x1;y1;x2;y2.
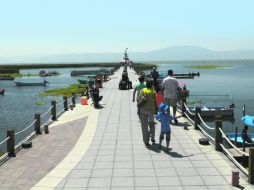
241;115;254;127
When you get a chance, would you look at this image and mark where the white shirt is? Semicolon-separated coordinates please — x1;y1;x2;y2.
162;76;179;98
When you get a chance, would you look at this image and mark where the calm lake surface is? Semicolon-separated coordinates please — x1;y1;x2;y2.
0;60;254;148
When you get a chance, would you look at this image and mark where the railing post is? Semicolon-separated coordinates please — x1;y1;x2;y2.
34;113;41;134
249;148;254;184
51;100;56;121
63;96;68;111
194;107;201;130
72;93;76;107
7;129;15;157
215;115;223;151
181;98;186;117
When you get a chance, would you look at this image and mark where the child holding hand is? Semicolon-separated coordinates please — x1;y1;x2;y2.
156;103;174;152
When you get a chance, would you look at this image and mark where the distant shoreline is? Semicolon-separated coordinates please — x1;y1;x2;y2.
0;62;121;70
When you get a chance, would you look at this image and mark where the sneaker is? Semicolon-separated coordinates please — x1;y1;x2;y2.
145;143;150;147
158;144;162;150
151;138;156;145
174;118;178;125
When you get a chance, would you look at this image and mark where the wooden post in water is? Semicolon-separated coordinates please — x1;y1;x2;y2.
181;98;186;117
51;100;56;121
249;148;254;184
63;96;68;111
34;113;41;134
72;93;76;107
215;115;223;151
194;107;201;130
7;129;15;157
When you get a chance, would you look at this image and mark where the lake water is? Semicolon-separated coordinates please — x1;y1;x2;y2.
0;60;254;151
143;60;254;135
0;67;113;150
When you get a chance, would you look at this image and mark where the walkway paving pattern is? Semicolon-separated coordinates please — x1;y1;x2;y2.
0;67;253;190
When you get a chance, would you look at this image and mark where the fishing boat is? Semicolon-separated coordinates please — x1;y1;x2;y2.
15;80;49;86
227;133;254;147
0;88;5;95
183;104;234;117
78;79;90;84
0;76;14;80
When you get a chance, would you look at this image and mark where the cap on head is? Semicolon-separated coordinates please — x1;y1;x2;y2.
158;103;169;113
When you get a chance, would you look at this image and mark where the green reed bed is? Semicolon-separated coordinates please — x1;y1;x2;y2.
39;84;87;97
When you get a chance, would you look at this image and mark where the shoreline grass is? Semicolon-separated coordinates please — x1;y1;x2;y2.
39;84;87;97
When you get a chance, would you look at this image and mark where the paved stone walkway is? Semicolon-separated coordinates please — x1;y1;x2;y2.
0;67;253;190
0;117;87;190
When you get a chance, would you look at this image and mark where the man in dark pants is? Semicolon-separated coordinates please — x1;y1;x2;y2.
150;67;159;91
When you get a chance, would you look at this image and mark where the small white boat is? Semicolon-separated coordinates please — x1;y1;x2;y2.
184;104;234;117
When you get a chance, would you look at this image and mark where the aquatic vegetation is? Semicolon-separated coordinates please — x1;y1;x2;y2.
34;101;47;105
40;84;87;97
133;63;157;73
185;65;230;69
0;73;38;77
187;100;204;105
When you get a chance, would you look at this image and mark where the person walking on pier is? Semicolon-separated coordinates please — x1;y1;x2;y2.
156;103;174;152
133;76;145;102
138;80;156;146
162;69;181;125
150;67;159;91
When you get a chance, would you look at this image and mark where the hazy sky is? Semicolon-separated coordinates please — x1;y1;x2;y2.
0;0;254;56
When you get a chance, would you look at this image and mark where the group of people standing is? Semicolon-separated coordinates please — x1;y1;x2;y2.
133;68;181;152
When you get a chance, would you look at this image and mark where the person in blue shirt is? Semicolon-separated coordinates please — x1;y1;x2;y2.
156;103;174;152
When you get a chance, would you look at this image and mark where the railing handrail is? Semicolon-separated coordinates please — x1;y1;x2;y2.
220;143;248;175
219;128;249;156
15;120;37;136
183;103;195;116
41;106;54;118
56;99;65;107
198;113;215;130
0;137;10;146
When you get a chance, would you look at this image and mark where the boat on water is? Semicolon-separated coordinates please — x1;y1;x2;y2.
0;76;14;80
227;133;254;147
182;104;234;117
0;88;5;95
15;80;49;86
78;79;90;84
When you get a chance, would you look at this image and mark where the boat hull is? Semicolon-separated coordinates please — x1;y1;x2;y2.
15;82;47;86
183;105;234;117
227;133;254;147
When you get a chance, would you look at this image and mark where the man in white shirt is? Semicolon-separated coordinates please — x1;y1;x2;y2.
162;69;180;124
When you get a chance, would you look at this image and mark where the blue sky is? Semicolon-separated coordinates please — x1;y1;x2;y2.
0;0;254;56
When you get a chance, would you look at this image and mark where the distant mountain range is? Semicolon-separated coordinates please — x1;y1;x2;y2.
1;46;254;64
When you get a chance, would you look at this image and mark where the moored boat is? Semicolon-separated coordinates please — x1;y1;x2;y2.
15;80;49;86
0;76;14;80
227;133;254;147
0;88;5;95
78;79;90;84
182;104;234;117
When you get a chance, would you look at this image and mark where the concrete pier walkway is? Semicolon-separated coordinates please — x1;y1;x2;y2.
0;67;253;190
